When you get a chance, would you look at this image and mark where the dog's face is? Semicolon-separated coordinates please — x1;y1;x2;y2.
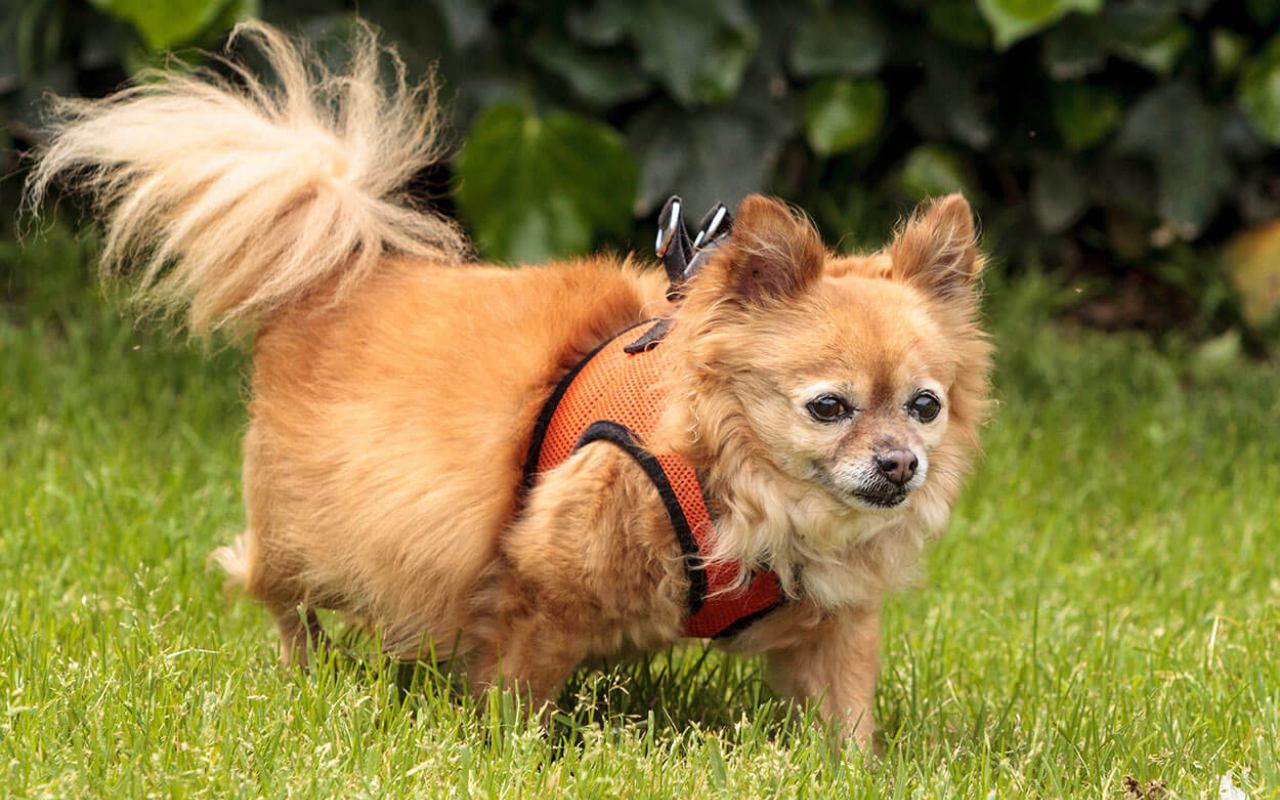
738;278;958;512
678;194;990;527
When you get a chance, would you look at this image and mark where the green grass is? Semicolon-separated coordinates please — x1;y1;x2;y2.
3;225;1279;798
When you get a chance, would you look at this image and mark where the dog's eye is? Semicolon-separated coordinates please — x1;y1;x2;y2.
806;394;851;423
908;391;942;423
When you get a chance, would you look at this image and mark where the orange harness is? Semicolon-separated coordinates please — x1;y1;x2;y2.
521;320;783;639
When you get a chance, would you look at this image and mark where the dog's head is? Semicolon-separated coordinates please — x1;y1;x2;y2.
671;194;991;543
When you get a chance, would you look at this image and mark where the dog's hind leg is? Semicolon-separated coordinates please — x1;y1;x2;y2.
212;528;329;667
272;605;329;668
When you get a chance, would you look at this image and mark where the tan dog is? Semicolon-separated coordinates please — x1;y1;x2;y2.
29;22;991;749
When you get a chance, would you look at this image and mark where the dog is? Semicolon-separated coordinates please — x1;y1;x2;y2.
28;21;992;749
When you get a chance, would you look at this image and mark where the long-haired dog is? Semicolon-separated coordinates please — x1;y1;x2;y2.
28;22;991;748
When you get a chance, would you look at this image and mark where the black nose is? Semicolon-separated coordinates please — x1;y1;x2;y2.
875;450;918;487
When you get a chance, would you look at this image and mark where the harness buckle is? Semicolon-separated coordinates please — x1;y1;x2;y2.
657;195;733;302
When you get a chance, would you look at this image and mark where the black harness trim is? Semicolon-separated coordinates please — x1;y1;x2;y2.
574;420;707;617
622;317;673;354
709;597;784;639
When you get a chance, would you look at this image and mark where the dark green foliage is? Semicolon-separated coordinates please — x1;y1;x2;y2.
803;78;886;156
3;0;1279;337
977;0;1102;50
788;8;886;78
1238;34;1280;144
455;104;637;264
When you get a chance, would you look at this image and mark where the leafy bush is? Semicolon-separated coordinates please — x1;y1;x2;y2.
4;0;1279;339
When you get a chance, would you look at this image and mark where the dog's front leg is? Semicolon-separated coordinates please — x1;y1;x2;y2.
469;441;681;715
468;596;589;714
765;603;882;752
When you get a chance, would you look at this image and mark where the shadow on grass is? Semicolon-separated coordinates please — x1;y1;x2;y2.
302;617;820;752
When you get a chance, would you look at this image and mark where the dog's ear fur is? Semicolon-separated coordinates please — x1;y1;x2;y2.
710;194;824;305
890;194;983;302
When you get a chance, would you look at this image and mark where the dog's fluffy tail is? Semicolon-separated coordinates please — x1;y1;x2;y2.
26;21;466;336
210;531;253;594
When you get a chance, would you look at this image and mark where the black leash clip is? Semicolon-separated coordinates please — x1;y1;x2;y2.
656;195;733;302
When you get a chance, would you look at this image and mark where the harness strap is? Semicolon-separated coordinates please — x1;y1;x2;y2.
520;320;783;639
574;420;707;616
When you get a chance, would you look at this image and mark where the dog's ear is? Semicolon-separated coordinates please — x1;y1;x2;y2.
708;194;823;305
890;194;983;301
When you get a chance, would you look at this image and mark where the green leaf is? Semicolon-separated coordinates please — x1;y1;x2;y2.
1099;2;1177;39
201;0;256;46
1030;155;1088;233
924;0;991;49
455;105;637;264
1092;156;1157;220
619;0;758;107
803;78;886;156
1041;16;1108;79
1050;82;1122;150
429;0;493;51
1090;2;1190;76
904;62;994;150
1112;21;1192;76
88;0;236;50
528;35;652;108
897;145;976;201
1238;35;1280;145
1212;29;1249;78
567;0;628;47
789;10;886;78
628;100;794;218
1043;6;1189;79
977;0;1102;50
8;0;69;76
1115;84;1232;236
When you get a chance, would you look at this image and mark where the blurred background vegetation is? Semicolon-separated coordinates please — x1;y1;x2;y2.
3;0;1279;351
